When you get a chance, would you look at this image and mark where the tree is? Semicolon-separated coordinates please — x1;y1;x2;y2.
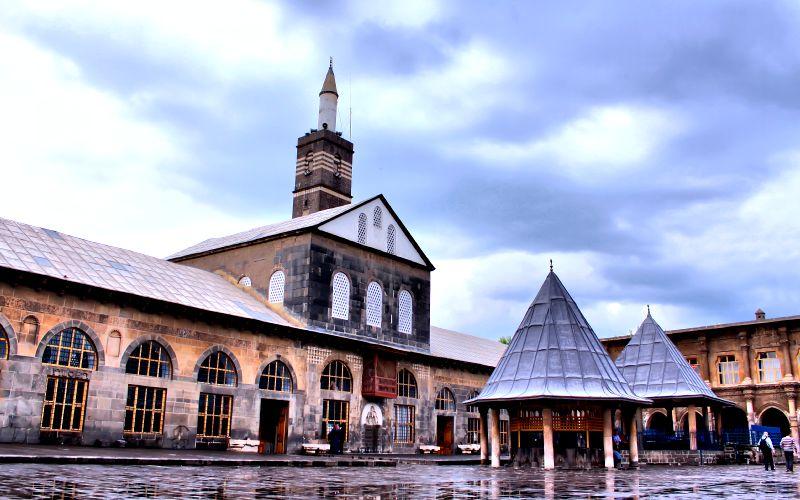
499;336;511;345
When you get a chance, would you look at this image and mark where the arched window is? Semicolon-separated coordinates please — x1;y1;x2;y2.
22;315;39;344
198;351;237;386
466;390;480;413
238;276;252;287
42;328;97;370
0;327;8;360
321;360;352;392
435;388;456;411
331;272;350;320
398;290;413;334
268;271;286;304
397;369;417;398
373;206;382;228
357;213;367;244
366;281;383;328
126;340;172;378
387;224;396;255
107;330;121;357
259;360;293;392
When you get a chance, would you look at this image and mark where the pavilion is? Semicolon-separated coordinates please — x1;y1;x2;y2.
466;267;650;469
614;310;734;450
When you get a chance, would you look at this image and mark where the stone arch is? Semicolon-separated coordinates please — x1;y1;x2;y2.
645;409;671;432
36;320;104;366
759;406;791;436
679;407;706;433
192;345;243;385
119;335;180;378
719;406;749;433
255;355;298;392
0;312;18;357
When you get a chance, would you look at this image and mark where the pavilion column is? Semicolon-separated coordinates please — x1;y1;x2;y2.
489;408;501;467
780;327;794;381
688;405;698;451
628;410;639;468
715;407;724;440
669;407;677;432
479;408;489;465
603;408;614;469
739;331;753;384
542;407;555;470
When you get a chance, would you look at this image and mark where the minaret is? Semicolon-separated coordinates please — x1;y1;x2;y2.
292;60;354;218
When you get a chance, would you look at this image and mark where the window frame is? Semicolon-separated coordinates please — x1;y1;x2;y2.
196;392;233;442
396;369;418;399
124;385;166;437
268;270;286;304
393;404;415;445
331;272;351;320
398;290;413;334
366;281;383;328
259;360;294;392
198;351;238;387
125;340;172;379
717;354;740;386
322;399;349;440
466;417;480;444
756;350;782;383
40;376;88;433
321;360;352;393
435;387;456;412
42;328;98;370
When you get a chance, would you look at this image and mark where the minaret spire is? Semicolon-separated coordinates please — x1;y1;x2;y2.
318;59;338;131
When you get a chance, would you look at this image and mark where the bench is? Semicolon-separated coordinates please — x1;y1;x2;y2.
229;438;260;453
419;445;441;454
302;442;331;455
458;444;481;454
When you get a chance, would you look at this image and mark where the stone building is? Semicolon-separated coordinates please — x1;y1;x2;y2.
0;63;507;454
602;310;800;443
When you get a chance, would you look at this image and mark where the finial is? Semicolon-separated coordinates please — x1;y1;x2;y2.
549;259;553;272
647;304;651;315
329;56;333;69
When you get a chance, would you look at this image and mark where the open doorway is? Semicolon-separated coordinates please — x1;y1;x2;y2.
259;399;289;454
436;415;454;455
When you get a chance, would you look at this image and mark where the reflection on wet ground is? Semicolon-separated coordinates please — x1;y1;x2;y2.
0;464;798;498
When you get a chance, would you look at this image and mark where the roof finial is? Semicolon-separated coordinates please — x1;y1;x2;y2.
329;56;333;69
549;259;553;272
647;304;651;316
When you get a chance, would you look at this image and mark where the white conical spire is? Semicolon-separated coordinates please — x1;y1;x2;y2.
318;58;338;131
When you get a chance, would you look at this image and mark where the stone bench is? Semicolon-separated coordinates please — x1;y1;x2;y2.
458;444;481;454
419;445;441;454
302;443;331;455
228;439;260;453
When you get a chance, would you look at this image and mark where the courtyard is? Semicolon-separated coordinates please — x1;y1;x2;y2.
0;463;798;498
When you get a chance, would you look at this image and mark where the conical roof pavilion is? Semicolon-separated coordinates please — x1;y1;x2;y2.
614;311;732;406
469;270;649;405
320;61;338;96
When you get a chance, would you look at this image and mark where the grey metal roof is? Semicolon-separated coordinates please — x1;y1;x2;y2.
469;271;649;405
614;312;733;406
320;64;338;96
430;326;507;367
0;217;290;326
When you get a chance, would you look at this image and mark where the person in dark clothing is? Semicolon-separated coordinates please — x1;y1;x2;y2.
329;423;344;455
758;432;775;471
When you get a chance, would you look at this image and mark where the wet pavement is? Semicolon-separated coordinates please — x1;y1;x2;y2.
0;463;799;498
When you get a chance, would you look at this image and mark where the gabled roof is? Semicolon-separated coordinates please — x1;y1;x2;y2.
469;270;649;405
430;326;507;367
614;312;733;406
167;195;434;269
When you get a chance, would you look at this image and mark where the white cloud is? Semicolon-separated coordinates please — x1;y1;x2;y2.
349;0;444;28
457;105;681;178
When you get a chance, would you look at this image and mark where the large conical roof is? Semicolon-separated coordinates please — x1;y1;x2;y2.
320;62;338;96
470;271;649;405
614;312;732;406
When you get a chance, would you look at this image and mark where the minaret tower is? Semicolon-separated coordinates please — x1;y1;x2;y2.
292;60;354;218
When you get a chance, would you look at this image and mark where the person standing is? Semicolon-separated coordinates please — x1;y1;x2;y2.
780;432;798;472
758;431;775;471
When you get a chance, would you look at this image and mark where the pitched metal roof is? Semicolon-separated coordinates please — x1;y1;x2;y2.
320;64;338;96
0;217;290;326
614;312;733;406
430;326;507;367
469;271;649;405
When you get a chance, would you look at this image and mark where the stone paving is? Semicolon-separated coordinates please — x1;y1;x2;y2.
0;463;799;498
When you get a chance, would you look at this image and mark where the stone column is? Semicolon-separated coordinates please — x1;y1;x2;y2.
780;327;795;381
670;407;678;432
603;408;614;469
739;331;752;384
489;408;501;468
788;392;799;444
715;407;724;440
628;411;639;467
698;334;711;383
479;408;489;464
688;405;698;451
745;394;756;426
542;407;555;470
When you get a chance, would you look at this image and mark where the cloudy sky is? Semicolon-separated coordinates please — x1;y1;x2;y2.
1;1;799;340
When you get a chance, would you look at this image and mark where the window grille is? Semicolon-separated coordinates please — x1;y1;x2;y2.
466;391;480;413
42;328;97;370
393;405;415;444
126;341;172;378
387;224;396;254
321;360;352;392
757;351;782;383
198;351;238;386
196;393;232;440
259;360;293;392
467;417;480;444
357;213;367;244
322;399;349;440
435;388;456;411
40;376;87;432
124;385;166;436
717;355;740;385
268;271;286;304
238;276;252;287
331;272;350;320
398;290;413;334
366;281;383;328
373;206;382;227
397;369;418;398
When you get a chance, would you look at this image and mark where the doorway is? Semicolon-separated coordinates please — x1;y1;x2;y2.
259;399;289;454
436;415;454;455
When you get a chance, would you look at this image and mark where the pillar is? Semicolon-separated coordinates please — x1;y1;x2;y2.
688;405;698;451
628;411;639;467
603;408;614;469
715;407;724;440
780;327;795;381
479;408;489;464
746;398;755;426
542;407;554;470
789;395;799;444
670;407;678;432
739;331;752;384
489;408;501;468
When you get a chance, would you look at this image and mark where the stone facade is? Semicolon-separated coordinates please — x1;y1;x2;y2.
292;130;354;218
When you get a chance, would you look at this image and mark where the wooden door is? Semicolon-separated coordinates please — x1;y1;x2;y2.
275;404;288;454
437;416;454;455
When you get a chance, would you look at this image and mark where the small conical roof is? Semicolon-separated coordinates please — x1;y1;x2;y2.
614;312;732;406
320;61;338;97
470;270;649;405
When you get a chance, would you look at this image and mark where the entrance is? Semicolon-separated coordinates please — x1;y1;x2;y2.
259;399;289;454
436;415;454;455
